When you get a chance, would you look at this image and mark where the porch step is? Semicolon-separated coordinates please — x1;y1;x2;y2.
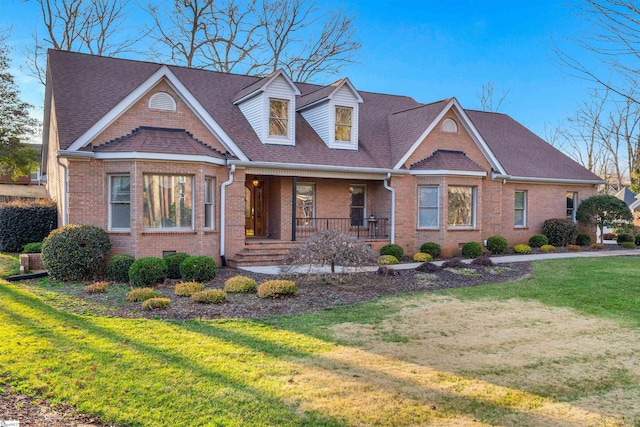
226;240;300;268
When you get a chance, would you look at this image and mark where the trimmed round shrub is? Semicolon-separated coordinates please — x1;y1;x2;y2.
575;234;591;246
164;252;190;279
420;242;441;258
126;288;159;302
542;219;578;246
471;255;494;267
142;297;171;310
528;234;549;248
513;244;532;254
257;280;297;298
635;233;640;246
621;241;637;249
224;276;257;293
174;281;205;297
413;252;433;262
107;254;135;283
42;224;112;281
540;244;556;253
191;289;227;304
378;255;399;265
180;255;218;282
128;257;167;287
567;244;582;252
486;235;508;254
85;281;108;294
616;233;634;245
461;241;483;258
591;243;605;250
380;244;404;260
22;242;42;253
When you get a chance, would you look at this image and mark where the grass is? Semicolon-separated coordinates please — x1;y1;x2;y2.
0;256;638;426
0;253;20;277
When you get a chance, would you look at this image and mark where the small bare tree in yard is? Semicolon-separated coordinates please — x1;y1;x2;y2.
283;229;376;276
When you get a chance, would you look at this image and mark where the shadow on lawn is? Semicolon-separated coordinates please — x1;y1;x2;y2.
0;282;621;426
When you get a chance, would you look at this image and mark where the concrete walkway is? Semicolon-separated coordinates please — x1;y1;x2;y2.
239;249;640;275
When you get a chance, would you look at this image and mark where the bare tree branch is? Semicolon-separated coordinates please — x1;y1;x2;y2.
477;81;510;112
146;0;360;82
26;0;145;85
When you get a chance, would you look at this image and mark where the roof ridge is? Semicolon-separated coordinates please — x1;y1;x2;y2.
390;98;450;116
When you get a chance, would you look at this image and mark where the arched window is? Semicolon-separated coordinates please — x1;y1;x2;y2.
442;118;458;133
149;92;177;111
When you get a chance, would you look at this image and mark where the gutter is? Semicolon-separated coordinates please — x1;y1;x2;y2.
219;164;236;267
228;160;403;176
491;172;604;186
383;173;395;244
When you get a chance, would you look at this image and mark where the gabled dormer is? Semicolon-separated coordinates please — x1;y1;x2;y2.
233;69;301;146
297;78;364;150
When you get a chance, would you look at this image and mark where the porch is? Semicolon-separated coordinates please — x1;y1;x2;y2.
229;172;393;266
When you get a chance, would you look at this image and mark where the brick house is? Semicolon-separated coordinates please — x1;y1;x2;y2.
41;50;602;266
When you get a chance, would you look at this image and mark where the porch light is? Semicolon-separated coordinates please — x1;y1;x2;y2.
252;176;259;186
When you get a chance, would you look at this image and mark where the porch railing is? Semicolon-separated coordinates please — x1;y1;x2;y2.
295;217;389;240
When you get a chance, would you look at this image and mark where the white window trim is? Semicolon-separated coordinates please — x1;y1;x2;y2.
204;177;215;230
567;192;578;222
142;174;195;232
418;185;440;229
515;190;527;228
349;184;367;227
296;182;316;228
335;106;353;143
447;186;477;229
264;96;295;145
108;174;131;231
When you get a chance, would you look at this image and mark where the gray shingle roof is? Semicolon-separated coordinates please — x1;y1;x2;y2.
93;126;227;158
411;150;486;172
47;50;603;182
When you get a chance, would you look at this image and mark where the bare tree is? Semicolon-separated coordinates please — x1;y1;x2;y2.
477;81;510;112
26;0;143;84
146;0;360;82
555;0;640;104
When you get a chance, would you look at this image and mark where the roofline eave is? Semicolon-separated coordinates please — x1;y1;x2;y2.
492;172;604;185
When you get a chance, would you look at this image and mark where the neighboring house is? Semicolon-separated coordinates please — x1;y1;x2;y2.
41;50;603;265
617;186;640;231
0;143;46;203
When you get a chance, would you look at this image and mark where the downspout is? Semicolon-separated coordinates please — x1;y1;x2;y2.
56;156;68;226
383;173;395;244
219;164;235;267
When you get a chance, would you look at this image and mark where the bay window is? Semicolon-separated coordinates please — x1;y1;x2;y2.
448;186;476;227
143;174;193;230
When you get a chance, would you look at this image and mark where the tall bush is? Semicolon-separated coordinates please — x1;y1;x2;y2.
107;254;135;283
542;218;578;246
180;255;218;282
164;252;190;279
0;200;57;252
42;224;111;280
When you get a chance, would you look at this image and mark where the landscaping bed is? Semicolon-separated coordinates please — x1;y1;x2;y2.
17;262;531;320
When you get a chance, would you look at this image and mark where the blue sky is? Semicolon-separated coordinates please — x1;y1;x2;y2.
0;0;606;139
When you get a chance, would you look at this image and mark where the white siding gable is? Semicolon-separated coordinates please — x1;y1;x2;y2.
235;72;299;146
331;85;359;150
300;102;331;146
262;76;296;145
300;81;361;151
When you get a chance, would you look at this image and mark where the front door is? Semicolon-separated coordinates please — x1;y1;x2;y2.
245;180;265;237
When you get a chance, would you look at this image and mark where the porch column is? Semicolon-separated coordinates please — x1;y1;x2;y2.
292;176;297;241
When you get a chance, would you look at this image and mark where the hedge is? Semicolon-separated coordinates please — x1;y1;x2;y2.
0;200;57;252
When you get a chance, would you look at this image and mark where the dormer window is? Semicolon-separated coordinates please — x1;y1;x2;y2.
335;106;352;142
269;99;289;137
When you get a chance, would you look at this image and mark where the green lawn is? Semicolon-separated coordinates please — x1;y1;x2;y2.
0;253;19;278
1;257;639;426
